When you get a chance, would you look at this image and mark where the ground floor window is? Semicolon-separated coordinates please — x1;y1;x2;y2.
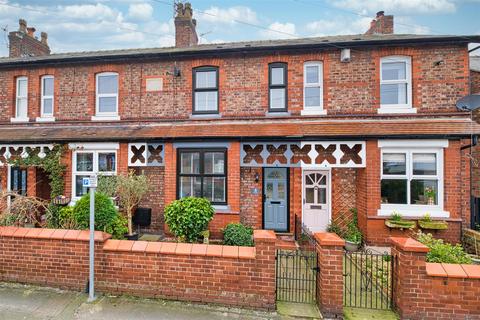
177;148;227;205
72;150;116;198
380;147;443;215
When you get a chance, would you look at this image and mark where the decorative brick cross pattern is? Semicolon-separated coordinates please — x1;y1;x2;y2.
240;141;365;168
243;144;264;165
315;144;337;165
266;144;288;164
148;144;164;164
340;144;362;164
131;145;146;164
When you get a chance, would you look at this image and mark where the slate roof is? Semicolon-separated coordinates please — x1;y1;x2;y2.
1;33;479;67
0;117;477;143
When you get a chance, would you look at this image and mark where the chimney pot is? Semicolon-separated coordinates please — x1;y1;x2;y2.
27;27;36;37
41;32;48;45
18;19;27;33
376;11;385;18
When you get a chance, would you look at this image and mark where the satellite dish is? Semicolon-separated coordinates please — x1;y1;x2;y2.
456;94;480;111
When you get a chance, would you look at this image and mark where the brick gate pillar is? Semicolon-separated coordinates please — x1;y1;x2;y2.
314;232;345;318
389;237;429;320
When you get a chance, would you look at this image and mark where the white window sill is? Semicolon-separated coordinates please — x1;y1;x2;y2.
10;117;29;123
36;117;55;123
189;113;221;119
301;109;327;116
378;207;449;218
378;107;417;114
91;115;121;121
265;111;291;117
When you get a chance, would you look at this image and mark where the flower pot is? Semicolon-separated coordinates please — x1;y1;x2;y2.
418;220;448;230
385;220;416;230
125;233;139;241
345;240;360;252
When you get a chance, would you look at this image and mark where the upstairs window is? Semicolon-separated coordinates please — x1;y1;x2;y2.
177;149;227;204
15;76;28;119
303;61;323;113
379;56;413;113
269;63;287;112
96;72;118;116
40;75;54;118
193;67;218;114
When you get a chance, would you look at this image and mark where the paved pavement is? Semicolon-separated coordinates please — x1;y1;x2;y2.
0;282;281;320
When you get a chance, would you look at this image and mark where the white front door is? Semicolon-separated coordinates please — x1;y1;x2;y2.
303;170;330;232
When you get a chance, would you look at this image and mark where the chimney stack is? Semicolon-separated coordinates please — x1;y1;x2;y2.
365;11;394;35
8;19;50;58
174;2;198;48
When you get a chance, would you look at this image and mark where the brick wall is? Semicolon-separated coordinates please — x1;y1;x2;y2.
314;232;345;318
0;45;469;122
0;227;277;310
472;70;480;94
136;167;165;233
240;167;263;229
391;236;480;320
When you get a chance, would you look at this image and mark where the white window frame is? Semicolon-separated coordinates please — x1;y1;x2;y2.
37;75;55;122
94;72;119;120
72;149;117;201
302;61;325;115
378;56;415;114
12;76;29;122
378;145;448;218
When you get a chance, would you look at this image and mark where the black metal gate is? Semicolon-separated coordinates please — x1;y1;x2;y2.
343;249;394;310
276;249;318;303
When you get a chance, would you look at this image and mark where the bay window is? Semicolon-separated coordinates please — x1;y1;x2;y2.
269;63;287;112
379;56;414;114
193;67;218;114
380;145;446;217
73;150;116;199
177;149;227;204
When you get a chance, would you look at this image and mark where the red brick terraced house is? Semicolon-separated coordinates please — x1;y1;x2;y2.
1;5;480;245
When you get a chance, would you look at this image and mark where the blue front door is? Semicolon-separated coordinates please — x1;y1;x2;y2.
264;168;288;232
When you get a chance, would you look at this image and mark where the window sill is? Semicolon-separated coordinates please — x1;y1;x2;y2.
91;115;121;121
10;117;29;123
301;109;327;116
36;117;55;123
378;207;449;218
265;111;291;117
189;113;222;119
377;107;417;114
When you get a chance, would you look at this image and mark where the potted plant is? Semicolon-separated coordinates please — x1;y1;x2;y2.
418;213;448;230
424;187;436;205
344;223;362;251
115;170;150;240
385;211;416;229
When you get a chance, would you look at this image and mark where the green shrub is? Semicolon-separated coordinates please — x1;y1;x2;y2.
223;223;254;247
73;192;127;239
58;206;78;229
417;231;472;264
327;223;344;237
164;197;214;243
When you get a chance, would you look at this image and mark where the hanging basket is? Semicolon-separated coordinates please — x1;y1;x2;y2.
52;195;70;206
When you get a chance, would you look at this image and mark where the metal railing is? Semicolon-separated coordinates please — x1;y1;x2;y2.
343;249;394;310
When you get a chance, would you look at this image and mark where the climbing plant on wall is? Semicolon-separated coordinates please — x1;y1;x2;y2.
7;144;67;227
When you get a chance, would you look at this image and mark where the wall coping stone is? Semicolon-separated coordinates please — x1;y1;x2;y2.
426;262;480;279
103;239;256;259
314;232;345;246
389;236;429;252
253;229;276;242
0;226;111;242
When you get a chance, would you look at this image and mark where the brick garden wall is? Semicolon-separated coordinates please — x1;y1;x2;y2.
391;237;480;320
472;70;480;94
0;227;276;310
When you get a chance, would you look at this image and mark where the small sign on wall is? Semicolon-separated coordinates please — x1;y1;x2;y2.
251;188;259;195
146;78;163;92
